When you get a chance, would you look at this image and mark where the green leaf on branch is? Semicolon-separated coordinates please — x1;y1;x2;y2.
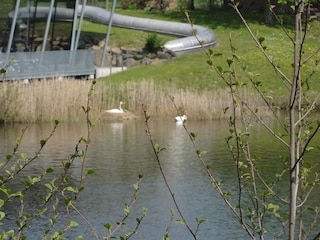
63;162;71;169
46;168;54;173
87;168;94;174
124;207;130;217
21;153;27;160
50;217;57;225
254;81;262;86
104;223;112;230
45;183;53;191
170;208;174;215
176;219;185;225
216;66;223;73
88;119;96;127
223;107;229;114
154;143;166;153
306;147;314;152
0;211;5;220
80;136;89;144
197;150;207;157
266;95;273;101
37;208;47;215
143;208;148;214
69;221;79;227
40;139;46;147
227;59;233;66
265;203;281;218
258;36;265;44
65;186;76;193
190;132;196;140
196;218;206;224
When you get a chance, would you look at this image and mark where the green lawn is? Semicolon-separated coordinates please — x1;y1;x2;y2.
81;7;320;97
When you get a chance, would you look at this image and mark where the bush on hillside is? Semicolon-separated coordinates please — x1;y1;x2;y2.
144;33;161;53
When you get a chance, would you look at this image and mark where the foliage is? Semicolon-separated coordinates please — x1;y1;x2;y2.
184;0;320;239
0;77;96;238
140;1;319;239
144;32;162;53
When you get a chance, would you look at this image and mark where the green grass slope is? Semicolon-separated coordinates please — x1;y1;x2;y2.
81;8;319;99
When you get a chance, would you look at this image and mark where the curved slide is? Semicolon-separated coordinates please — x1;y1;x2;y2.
15;5;216;54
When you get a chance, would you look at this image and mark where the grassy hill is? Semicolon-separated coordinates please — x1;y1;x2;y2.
83;7;320;96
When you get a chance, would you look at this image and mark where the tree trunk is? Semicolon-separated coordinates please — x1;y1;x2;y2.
186;0;195;10
265;1;274;24
289;1;303;239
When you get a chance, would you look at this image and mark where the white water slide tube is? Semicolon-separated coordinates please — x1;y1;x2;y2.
16;5;216;54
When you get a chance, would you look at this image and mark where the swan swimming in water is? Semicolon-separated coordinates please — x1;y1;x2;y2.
175;115;187;124
106;101;124;113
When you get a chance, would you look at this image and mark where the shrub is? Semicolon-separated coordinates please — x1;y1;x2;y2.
144;32;161;53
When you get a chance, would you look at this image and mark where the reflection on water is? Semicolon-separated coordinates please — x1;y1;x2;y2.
0;119;319;239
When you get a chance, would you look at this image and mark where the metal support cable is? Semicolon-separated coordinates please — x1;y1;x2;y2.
75;0;88;50
101;0;117;67
42;0;55;52
7;0;21;54
70;0;79;51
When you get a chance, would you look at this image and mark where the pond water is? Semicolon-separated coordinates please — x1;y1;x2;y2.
0;118;319;239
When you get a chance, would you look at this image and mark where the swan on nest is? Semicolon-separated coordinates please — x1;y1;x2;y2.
106;101;124;113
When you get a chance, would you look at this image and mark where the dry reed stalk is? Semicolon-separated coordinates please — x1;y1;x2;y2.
0;78;97;122
97;80;268;120
0;78;270;123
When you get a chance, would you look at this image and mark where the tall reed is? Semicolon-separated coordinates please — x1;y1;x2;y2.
0;78;269;122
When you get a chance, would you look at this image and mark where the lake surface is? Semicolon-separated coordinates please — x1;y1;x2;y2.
0;119;319;239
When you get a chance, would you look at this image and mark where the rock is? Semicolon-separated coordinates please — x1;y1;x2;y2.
111;47;121;54
90;45;101;51
164;48;176;57
146;52;157;59
123;58;139;68
157;51;170;59
133;54;144;61
26;31;177;68
98;39;106;48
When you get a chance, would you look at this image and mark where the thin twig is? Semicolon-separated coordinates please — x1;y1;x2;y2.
142;104;198;240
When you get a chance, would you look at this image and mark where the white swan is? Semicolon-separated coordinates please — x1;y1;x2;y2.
175;115;187;124
106;101;124;113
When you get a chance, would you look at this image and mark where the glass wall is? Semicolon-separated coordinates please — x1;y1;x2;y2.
0;0;76;53
0;1;96;80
